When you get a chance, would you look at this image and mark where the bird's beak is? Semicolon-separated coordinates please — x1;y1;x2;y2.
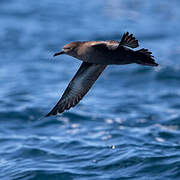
53;51;64;57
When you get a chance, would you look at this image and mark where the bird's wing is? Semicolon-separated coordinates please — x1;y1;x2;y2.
45;62;106;117
119;32;139;48
91;32;138;52
91;42;119;51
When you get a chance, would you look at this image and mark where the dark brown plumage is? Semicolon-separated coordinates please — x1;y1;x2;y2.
45;32;158;117
45;63;106;117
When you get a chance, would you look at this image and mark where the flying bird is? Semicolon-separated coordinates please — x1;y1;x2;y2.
45;32;158;117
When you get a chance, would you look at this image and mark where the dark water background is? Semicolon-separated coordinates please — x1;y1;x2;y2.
1;0;180;179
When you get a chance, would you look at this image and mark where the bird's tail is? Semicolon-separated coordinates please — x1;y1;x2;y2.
134;48;158;67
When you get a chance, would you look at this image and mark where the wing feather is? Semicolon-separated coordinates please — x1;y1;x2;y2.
45;62;106;117
119;32;139;48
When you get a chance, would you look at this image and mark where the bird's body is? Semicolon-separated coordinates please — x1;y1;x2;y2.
72;41;134;65
45;32;158;117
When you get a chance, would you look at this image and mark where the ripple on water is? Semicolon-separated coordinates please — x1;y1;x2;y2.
1;0;180;179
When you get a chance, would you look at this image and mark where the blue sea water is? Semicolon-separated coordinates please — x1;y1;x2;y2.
1;0;180;179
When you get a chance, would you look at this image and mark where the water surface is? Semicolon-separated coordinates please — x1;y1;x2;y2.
1;0;180;179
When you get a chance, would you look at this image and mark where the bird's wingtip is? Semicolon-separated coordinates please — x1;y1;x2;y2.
38;113;51;120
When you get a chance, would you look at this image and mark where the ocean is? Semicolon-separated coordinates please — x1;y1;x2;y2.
1;0;180;179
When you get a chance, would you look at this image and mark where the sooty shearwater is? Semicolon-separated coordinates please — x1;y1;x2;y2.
45;32;158;117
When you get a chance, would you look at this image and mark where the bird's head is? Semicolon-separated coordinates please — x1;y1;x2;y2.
53;42;82;57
